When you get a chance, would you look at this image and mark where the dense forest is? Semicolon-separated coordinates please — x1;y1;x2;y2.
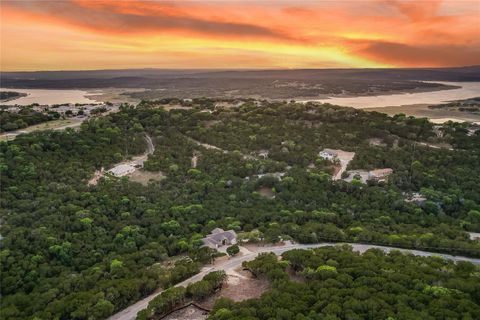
1;100;480;319
209;246;480;319
136;270;227;320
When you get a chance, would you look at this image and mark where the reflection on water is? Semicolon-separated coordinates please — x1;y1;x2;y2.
312;82;480;109
1;88;101;105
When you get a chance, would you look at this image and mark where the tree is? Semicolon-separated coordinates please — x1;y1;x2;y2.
186;280;213;300
91;299;115;319
226;244;240;256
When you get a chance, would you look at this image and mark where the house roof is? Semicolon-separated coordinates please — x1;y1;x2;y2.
203;229;237;245
211;228;224;234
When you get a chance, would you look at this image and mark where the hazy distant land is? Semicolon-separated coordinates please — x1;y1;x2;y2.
2;66;480;123
2;66;479;99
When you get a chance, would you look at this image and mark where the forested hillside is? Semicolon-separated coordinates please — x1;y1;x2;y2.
1;100;479;319
209;246;480;319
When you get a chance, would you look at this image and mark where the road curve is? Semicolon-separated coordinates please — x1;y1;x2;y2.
107;242;480;320
145;134;155;155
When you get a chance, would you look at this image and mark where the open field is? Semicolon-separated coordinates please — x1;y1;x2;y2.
200;268;270;310
128;170;165;185
20;119;80;132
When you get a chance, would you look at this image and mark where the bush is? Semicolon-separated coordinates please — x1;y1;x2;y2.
226;244;240;256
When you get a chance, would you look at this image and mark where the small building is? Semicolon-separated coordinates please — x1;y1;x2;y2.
405;192;427;205
469;232;480;241
108;164;136;177
467;128;478;137
319;149;338;161
433;125;444;138
161;303;209;320
257;150;269;159
255;172;286;180
202;228;237;249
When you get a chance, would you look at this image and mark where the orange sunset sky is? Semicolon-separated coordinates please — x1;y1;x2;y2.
1;0;479;71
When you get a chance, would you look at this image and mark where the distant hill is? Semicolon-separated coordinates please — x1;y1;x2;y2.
1;66;479;99
2;66;479;82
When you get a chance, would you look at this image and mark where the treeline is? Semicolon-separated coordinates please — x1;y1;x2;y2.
0;91;26;101
209;246;480;319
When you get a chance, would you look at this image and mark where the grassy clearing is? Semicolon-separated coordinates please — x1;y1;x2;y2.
0;119;82;141
128;170;166;185
22;119;79;132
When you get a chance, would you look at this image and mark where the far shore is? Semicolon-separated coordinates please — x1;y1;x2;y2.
365;103;480;124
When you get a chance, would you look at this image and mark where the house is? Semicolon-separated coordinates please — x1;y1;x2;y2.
433;125;444;138
255;172;286;180
108;164;136;177
202;228;237;249
469;232;480;241
467;127;478;137
257;150;269;159
319;149;338;161
405;192;427;205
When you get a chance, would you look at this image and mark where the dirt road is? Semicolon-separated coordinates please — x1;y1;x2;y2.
145;134;154;155
332;150;355;180
107;242;480;320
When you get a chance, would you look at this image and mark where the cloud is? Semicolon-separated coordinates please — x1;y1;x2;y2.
357;41;480;67
383;0;443;21
1;0;479;69
3;0;293;41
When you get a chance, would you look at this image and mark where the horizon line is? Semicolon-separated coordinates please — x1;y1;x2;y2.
1;65;479;73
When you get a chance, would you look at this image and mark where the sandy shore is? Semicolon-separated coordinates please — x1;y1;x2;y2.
85;88;147;104
364;103;480;123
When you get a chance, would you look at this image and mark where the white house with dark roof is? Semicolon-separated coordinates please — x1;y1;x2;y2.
319;149;338;161
202;228;237;249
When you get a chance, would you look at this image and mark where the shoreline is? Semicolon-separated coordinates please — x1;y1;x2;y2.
0;87;102;105
365;103;480;124
2;81;459;103
0;91;28;103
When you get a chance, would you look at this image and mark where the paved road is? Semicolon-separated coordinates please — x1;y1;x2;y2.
107;242;480;320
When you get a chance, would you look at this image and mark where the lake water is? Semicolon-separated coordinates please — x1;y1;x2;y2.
311;82;480;109
0;88;101;105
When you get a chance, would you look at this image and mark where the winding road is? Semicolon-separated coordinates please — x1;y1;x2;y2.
107;242;480;320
